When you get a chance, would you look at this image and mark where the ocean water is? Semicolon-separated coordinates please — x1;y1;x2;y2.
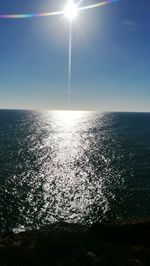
0;110;150;231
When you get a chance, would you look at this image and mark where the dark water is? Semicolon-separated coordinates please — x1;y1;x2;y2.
0;110;150;231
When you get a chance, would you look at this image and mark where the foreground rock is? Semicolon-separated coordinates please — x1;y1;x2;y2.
0;220;150;265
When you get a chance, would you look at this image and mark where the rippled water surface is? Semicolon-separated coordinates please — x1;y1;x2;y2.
0;110;150;231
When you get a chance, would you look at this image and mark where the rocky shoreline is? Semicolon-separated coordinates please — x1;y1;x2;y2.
0;219;150;265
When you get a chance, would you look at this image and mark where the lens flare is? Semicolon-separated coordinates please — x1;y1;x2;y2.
0;11;63;19
0;0;120;106
0;0;119;19
78;0;119;12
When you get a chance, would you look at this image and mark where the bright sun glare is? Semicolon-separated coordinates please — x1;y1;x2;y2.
64;0;78;21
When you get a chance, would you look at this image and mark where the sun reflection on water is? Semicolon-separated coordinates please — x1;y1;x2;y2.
51;110;86;129
1;110;120;232
41;110;109;224
0;111;146;232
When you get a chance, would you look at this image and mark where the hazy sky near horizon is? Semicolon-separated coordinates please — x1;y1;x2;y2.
0;0;150;111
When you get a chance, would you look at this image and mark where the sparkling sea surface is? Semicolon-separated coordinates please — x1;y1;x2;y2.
0;110;150;231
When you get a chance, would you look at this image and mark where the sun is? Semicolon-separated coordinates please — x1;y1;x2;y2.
64;0;78;21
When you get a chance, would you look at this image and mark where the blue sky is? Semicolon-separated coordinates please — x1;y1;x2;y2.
0;0;150;111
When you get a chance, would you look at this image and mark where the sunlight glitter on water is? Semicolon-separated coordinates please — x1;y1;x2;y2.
41;111;109;224
1;111;150;232
1;110;129;231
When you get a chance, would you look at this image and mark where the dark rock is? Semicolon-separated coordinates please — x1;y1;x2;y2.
0;221;150;265
126;259;145;266
85;251;101;265
100;253;125;266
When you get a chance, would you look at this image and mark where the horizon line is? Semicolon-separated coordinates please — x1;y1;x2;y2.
0;108;150;114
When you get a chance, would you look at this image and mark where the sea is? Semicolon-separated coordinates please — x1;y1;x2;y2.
0;110;150;232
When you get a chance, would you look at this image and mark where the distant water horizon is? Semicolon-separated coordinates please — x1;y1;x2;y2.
0;108;150;113
0;110;150;232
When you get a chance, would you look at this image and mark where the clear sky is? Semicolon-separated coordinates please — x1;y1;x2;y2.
0;0;150;111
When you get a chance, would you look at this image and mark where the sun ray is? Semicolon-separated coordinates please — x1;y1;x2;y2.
78;0;119;12
77;0;85;7
68;22;72;106
0;0;119;19
0;0;120;107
